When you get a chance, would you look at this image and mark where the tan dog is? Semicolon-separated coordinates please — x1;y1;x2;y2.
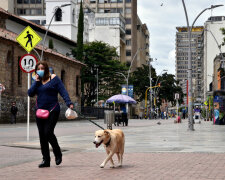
93;129;125;168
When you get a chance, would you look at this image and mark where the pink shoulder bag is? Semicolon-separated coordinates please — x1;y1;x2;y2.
36;100;57;119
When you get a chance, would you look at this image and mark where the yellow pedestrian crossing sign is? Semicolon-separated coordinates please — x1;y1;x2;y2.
204;101;208;105
16;26;42;53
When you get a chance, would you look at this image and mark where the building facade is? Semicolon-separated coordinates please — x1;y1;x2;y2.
84;0;149;68
203;16;225;101
175;26;204;104
0;8;84;123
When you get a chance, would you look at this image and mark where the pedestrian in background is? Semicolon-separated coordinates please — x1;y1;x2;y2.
10;102;18;124
28;61;74;168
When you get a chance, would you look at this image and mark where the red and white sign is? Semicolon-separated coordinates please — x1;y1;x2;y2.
19;54;38;73
0;83;5;92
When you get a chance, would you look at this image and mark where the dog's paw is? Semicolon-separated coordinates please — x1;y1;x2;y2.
100;164;105;168
110;165;115;168
118;164;122;167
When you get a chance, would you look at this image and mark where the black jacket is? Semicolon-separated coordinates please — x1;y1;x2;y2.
11;106;18;115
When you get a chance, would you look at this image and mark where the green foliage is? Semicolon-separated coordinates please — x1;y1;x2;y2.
129;64;157;102
48;39;54;49
157;73;184;106
76;0;84;61
74;41;127;106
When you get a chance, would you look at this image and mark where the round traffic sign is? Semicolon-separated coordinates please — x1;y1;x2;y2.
19;54;38;73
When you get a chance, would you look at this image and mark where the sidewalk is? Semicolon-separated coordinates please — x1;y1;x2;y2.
1;118;225;180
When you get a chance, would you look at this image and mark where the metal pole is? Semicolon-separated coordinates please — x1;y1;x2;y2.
126;48;142;116
182;0;194;131
40;8;57;61
182;1;223;131
27;72;30;141
97;68;98;106
40;4;71;61
149;59;152;119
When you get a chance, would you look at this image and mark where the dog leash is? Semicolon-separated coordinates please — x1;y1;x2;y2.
79;114;105;130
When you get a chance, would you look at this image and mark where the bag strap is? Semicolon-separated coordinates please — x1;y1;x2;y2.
36;99;57;112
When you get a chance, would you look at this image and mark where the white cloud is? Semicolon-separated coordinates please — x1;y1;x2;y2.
138;0;225;75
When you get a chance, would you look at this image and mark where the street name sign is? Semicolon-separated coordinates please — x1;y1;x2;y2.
16;26;42;53
19;54;38;73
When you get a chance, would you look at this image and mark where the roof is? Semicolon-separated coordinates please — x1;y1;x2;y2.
0;28;85;67
0;8;76;46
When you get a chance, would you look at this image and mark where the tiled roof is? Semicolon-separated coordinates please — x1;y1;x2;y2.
0;8;76;46
0;28;85;66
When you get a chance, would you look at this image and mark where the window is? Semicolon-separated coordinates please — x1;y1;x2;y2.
125;18;131;24
18;57;22;86
126;29;131;35
24;0;29;4
17;9;24;15
125;8;131;13
61;70;65;84
24;9;30;15
30;0;35;3
118;0;123;2
126;50;131;56
99;0;104;3
126;39;131;46
126;0;131;2
76;76;80;96
17;0;23;3
7;51;12;64
72;9;75;23
36;0;42;3
36;8;42;15
98;8;104;13
111;0;117;3
30;20;40;25
55;8;62;21
90;0;96;3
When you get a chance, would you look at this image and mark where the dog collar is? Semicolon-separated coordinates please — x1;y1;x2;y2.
105;138;111;147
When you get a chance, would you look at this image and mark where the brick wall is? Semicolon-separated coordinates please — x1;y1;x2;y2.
0;38;82;123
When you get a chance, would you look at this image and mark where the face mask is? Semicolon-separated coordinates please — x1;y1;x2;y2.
36;70;45;78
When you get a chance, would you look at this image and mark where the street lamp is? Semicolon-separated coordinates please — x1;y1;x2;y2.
40;3;71;61
181;1;223;131
126;48;145;114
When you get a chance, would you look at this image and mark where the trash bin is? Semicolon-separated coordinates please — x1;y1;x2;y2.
104;110;114;130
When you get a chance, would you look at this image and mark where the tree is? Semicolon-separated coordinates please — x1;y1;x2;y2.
48;39;54;49
76;0;84;61
129;64;157;102
73;41;127;106
157;73;184;106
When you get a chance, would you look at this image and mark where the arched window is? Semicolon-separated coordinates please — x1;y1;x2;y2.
55;8;62;21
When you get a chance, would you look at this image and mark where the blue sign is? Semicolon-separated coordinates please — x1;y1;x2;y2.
121;84;127;95
128;85;133;98
121;84;133;98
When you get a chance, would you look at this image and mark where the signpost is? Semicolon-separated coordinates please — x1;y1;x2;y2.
16;26;41;141
16;26;42;53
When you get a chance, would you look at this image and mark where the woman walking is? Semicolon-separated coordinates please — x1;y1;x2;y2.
28;61;73;168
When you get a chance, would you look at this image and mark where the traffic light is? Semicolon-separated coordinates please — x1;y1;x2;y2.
158;83;160;87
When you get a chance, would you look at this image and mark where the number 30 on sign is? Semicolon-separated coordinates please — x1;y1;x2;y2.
19;54;38;73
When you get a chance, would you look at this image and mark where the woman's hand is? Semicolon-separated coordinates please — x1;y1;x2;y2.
69;104;74;109
35;74;40;81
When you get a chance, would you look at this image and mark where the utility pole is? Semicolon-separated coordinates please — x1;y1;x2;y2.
148;58;152;119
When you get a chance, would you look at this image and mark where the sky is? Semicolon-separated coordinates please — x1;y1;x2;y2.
137;0;225;75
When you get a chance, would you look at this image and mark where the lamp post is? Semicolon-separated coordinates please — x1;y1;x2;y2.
40;3;71;61
181;1;223;131
126;48;145;115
